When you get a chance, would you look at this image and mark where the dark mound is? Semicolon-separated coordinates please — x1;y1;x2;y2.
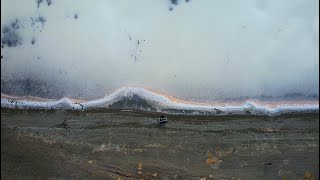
109;94;157;111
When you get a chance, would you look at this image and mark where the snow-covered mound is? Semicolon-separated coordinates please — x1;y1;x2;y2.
1;87;319;116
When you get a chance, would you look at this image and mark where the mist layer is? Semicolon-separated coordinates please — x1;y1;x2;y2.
1;0;319;101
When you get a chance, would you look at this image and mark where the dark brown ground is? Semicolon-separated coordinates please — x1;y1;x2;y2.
1;109;319;179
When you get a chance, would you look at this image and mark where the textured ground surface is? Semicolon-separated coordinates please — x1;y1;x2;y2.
1;109;319;179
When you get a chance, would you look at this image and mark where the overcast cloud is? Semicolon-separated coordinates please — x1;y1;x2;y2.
1;0;319;100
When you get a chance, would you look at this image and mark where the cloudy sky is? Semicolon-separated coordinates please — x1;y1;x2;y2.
1;0;319;100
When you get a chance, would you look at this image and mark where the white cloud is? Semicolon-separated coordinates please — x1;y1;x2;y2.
1;0;319;100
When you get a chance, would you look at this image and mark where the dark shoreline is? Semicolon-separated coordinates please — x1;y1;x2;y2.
1;107;319;119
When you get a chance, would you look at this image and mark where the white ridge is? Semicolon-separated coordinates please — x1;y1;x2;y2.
1;87;319;115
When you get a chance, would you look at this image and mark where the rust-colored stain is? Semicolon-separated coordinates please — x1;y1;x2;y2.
135;161;159;180
304;171;315;180
206;151;222;165
138;162;143;171
137;161;143;178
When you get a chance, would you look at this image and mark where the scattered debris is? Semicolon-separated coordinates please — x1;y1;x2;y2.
169;0;191;10
52;120;70;129
31;38;36;45
37;0;43;8
1;20;22;47
206;151;222;165
268;161;272;165
125;33;146;62
11;19;20;30
158;115;168;124
47;0;52;6
37;0;51;7
170;0;179;6
30;16;46;29
137;162;143;175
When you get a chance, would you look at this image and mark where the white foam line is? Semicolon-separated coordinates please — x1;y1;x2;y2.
1;87;319;115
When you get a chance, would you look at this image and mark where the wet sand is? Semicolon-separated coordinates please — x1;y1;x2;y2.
1;109;319;179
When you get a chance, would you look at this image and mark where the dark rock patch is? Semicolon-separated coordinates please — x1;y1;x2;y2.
52;120;70;129
214;108;223;114
109;94;156;111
